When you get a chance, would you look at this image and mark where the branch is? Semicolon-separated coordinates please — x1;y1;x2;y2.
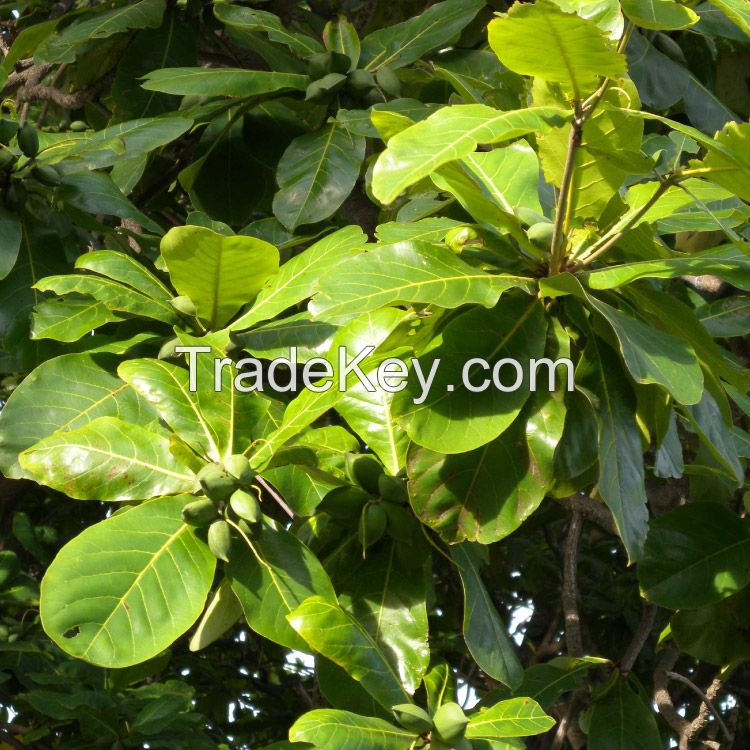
256;475;295;520
564;494;617;535
562;509;584;657
654;646;690;737
620;602;656;673
667;672;732;748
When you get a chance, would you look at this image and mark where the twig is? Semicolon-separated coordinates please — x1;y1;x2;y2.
562;510;584;657
666;672;732;747
256;475;294;520
654;645;690;737
621;602;656;673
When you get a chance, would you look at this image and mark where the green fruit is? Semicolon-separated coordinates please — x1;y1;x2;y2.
307;51;351;79
158;336;181;360
358;502;387;550
348;69;376;93
433;702;468;742
69;120;88;132
445;226;480;252
207;519;233;562
378;473;408;504
182;497;219;526
35;525;59;545
224;453;256;484
198;464;237;502
527;221;555;248
0;148;18;171
229;489;261;524
305;72;347;102
376;66;401;97
345;453;384;494
0;118;18;146
170;295;198;316
392;704;432;734
17;123;39;158
33;164;62;187
0;551;20;589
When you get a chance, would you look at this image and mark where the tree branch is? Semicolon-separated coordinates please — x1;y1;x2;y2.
620;602;656;673
562;510;584;657
667;672;732;748
564;494;617;535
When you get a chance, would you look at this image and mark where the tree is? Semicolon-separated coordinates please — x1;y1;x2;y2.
0;0;749;747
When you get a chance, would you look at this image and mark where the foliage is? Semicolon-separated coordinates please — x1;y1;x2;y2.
0;0;749;748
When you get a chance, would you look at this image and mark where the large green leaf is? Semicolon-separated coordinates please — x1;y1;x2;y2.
273;125;366;231
213;3;323;57
19;416;197;501
118;358;225;461
310;242;530;320
338;542;429;695
229;226;366;331
621;0;699;30
408;393;564;544
392;295;547;454
0;353;151;478
161;225;279;328
585;295;704;405
585;246;750;290
588;678;661;749
226;523;336;651
289;710;416;750
36;0;166;63
707;0;750;35
638;502;750;609
141;68;308;97
289;597;412;709
40;495;215;667
372;105;566;204
451;545;524;690
699;121;750;204
30;296;121;343
578;335;648;562
359;0;484;71
0;207;21;280
488;1;626;100
463;142;543;215
466;698;555;739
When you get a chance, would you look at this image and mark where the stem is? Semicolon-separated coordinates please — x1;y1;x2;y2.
666;672;732;744
562;509;583;657
576;177;673;266
620;602;657;673
256;475;295;520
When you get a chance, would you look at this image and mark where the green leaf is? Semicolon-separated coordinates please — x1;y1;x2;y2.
31;296;121;342
339;542;429;695
372;105;566;204
38;117;193;170
188;580;242;652
0;207;21;280
408;392;564;544
19;416;197;501
227;523;336;651
578;335;649;562
58;171;162;234
288;596;413;709
586;246;750;290
488;1;626;100
261;464;343;517
621;0;699;30
466;697;555;739
141;68;309;97
550;0;624;38
324;16;360;68
118;358;225;461
161;225;279;329
289;709;416;750
0;353;151;478
707;0;750;35
451;545;524;690
214;3;323;57
585;294;704;405
310;242;531;320
273;125;366;231
40;495;215;667
588;677;661;749
699;121;750;204
36;0;166;63
638;502;750;609
392;295;547;454
229;225;365;331
698;296;750;337
359;0;484;71
463;141;543;215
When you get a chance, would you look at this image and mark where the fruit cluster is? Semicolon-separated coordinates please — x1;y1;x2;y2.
393;701;471;749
